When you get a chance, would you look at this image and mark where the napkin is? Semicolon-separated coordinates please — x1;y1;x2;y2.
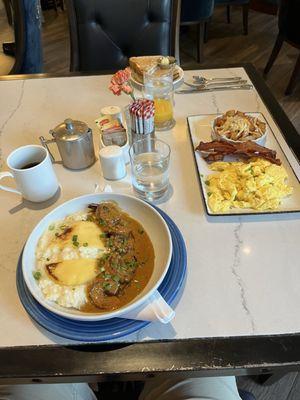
120;290;175;324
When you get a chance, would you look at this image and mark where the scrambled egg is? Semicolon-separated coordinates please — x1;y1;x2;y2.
205;159;293;213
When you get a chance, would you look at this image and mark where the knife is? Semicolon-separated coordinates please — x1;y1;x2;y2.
184;79;248;88
175;84;253;94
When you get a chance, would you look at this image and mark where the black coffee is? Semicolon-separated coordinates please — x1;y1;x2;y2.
20;162;40;170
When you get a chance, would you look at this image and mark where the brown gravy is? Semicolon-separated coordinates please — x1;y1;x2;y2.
80;202;154;313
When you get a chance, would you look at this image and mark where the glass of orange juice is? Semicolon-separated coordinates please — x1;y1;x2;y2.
143;67;175;131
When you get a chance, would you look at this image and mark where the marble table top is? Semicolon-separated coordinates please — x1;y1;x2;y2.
0;67;299;348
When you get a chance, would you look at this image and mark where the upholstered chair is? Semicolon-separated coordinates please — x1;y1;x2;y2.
65;0;180;72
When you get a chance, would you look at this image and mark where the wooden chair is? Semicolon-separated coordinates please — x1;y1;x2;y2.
264;0;300;95
180;0;215;63
40;0;64;14
214;0;250;35
3;0;13;25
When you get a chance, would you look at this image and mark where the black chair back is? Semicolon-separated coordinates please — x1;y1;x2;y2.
66;0;180;72
278;0;300;46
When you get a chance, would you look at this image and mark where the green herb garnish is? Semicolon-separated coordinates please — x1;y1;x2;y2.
103;282;112;290
33;271;41;280
205;180;210;186
100;233;107;238
101;253;109;262
207;192;212;197
72;234;79;247
48;224;55;231
99;218;106;226
60;224;67;230
83;242;88;247
125;260;138;269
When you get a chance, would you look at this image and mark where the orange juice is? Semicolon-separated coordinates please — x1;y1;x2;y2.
154;98;173;125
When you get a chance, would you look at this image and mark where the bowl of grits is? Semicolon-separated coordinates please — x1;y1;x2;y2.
22;193;172;321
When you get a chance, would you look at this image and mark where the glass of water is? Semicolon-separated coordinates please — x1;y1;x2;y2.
129;138;171;201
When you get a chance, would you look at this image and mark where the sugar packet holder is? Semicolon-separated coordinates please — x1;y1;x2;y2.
95;114;130;164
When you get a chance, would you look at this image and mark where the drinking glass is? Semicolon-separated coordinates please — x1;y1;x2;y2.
144;68;175;131
129;138;171;201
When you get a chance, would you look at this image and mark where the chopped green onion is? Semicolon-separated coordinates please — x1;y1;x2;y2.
103;282;112;290
83;242;88;247
100;233;107;238
48;224;55;231
33;271;41;280
205;180;210;186
72;235;78;242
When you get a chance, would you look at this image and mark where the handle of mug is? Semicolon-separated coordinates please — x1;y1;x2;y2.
0;172;22;195
39;136;56;162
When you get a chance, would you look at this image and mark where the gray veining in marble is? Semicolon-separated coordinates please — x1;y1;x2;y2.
231;221;255;333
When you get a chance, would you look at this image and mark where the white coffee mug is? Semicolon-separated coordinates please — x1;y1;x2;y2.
0;145;59;202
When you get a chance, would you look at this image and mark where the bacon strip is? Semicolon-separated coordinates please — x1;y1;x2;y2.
195;140;281;165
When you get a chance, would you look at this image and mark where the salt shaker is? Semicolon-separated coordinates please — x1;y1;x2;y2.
99;146;126;180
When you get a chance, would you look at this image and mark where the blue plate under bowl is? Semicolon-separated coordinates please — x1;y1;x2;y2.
16;205;187;342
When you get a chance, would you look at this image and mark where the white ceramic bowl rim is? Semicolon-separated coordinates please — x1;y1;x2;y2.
22;193;172;321
211;115;267;144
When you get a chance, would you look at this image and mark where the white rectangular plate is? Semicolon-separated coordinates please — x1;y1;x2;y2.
187;113;300;216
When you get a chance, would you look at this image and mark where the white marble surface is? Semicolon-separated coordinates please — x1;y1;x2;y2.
0;67;300;347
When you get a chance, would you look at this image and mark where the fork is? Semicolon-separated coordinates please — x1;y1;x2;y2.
192;76;243;84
